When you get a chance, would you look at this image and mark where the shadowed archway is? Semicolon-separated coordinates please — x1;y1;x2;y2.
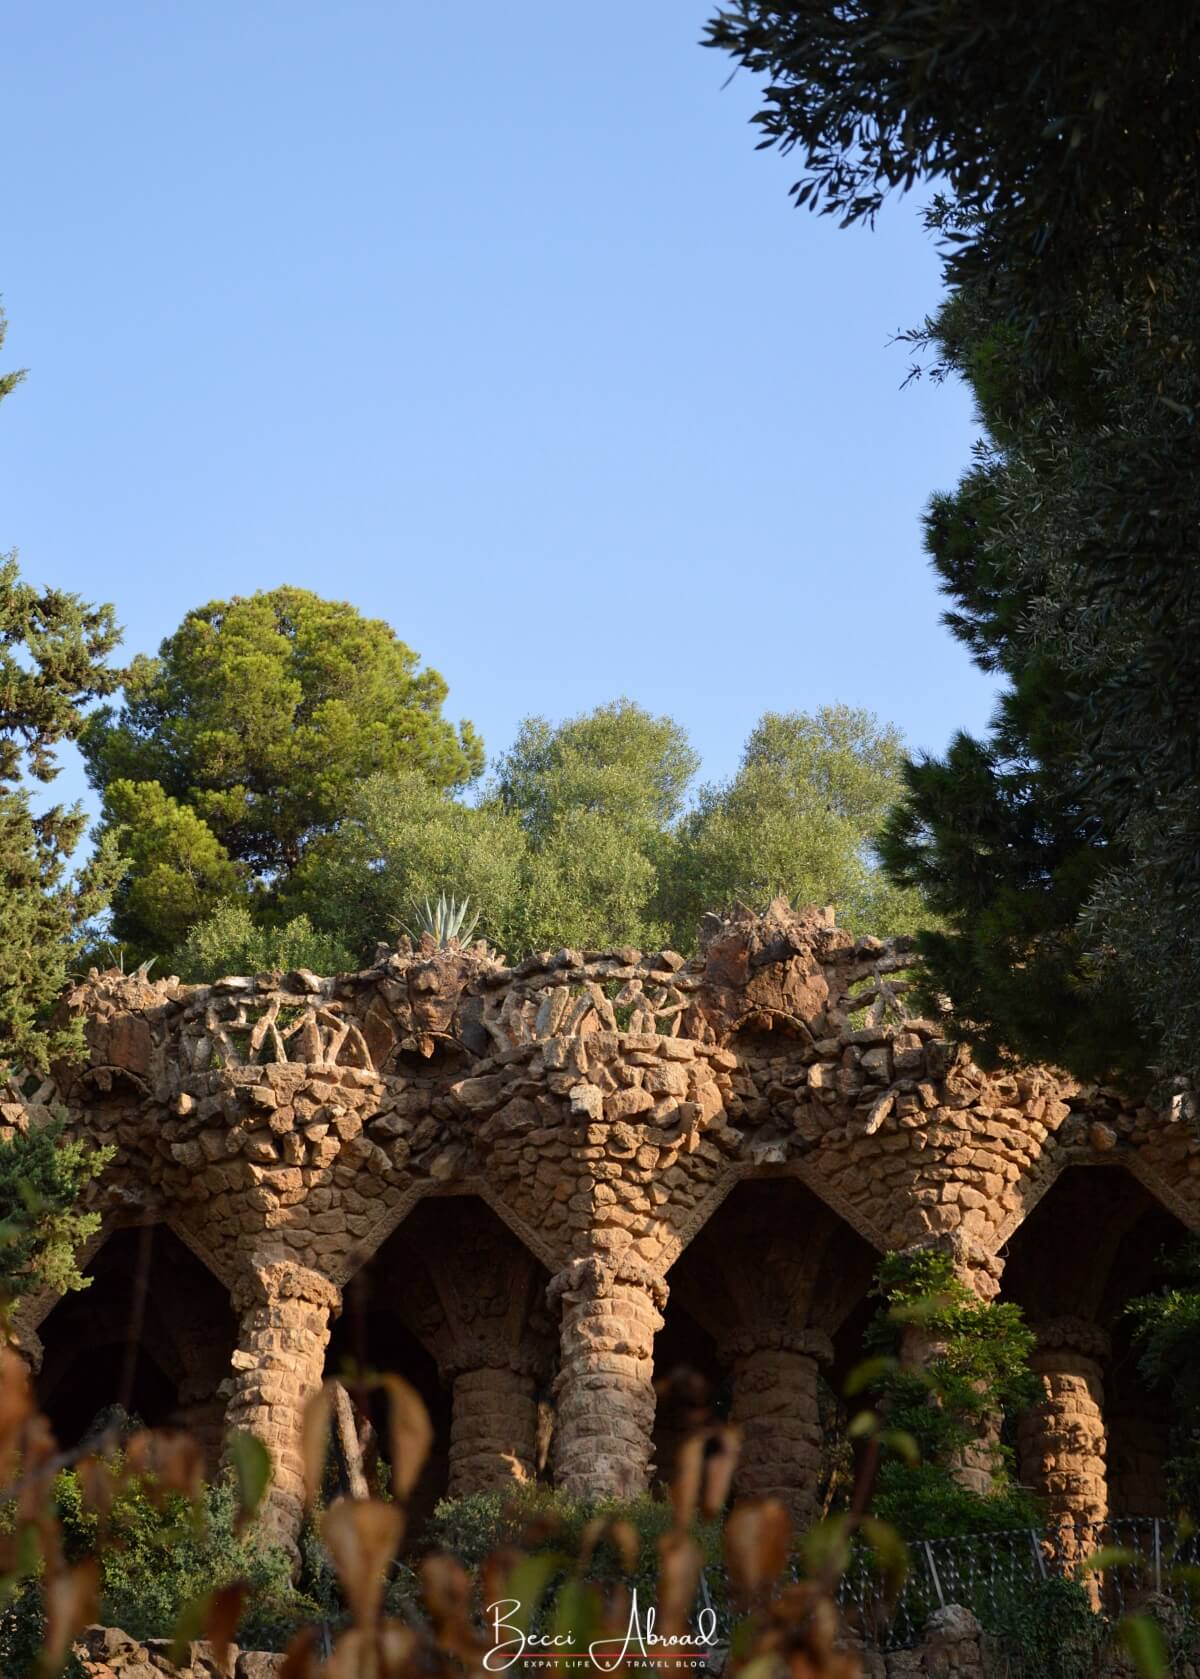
36;1223;236;1471
1002;1164;1188;1526
659;1175;879;1525
328;1194;554;1542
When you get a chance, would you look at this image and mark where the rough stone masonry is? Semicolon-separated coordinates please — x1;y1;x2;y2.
4;901;1196;1549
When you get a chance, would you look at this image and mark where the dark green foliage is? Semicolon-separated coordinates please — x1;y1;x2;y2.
50;1469;319;1650
707;3;1200;1094
0;1580;86;1679
982;1573;1104;1679
867;1250;1039;1538
703;3;1200;367
1127;1239;1200;1516
0;459;123;1069
82;586;484;958
875;268;1200;1087
0;303;123;1072
0;1119;112;1301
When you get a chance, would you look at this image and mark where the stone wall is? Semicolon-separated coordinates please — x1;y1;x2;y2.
5;901;1197;1545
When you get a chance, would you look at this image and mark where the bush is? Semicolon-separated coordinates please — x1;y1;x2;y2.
0;1580;86;1679
984;1573;1105;1679
865;1249;1041;1538
426;1483;722;1577
173;900;355;983
52;1469;320;1651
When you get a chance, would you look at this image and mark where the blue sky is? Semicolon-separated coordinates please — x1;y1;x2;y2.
3;0;995;818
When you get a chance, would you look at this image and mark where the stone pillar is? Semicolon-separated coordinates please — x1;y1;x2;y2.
549;1257;666;1499
447;1363;539;1496
1018;1318;1109;1542
224;1259;341;1552
725;1330;831;1530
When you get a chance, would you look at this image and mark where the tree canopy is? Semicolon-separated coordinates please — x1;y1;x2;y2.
0;307;124;1073
708;3;1200;1092
83;587;484;959
663;706;926;945
273;700;922;973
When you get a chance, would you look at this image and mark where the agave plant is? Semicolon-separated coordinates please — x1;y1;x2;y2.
401;892;481;949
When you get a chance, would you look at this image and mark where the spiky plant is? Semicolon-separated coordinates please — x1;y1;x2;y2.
401;892;480;949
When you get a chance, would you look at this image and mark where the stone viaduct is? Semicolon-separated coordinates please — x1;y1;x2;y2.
3;902;1196;1550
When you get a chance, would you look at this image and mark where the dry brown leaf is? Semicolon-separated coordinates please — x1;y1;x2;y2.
42;1557;99;1675
0;1347;32;1483
321;1498;405;1631
206;1580;249;1667
75;1454;116;1524
376;1619;420;1678
323;1628;369;1679
724;1499;792;1600
420;1552;484;1666
302;1382;335;1511
580;1516;639;1574
671;1433;705;1529
656;1531;703;1640
701;1423;742;1518
279;1626;320;1679
478;1545;525;1618
122;1429;204;1503
376;1374;433;1501
17;1412;61;1561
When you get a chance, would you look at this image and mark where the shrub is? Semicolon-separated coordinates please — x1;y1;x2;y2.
865;1249;1040;1537
52;1468;320;1651
426;1482;722;1577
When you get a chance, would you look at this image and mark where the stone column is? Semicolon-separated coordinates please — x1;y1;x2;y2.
224;1259;341;1553
1018;1318;1109;1543
549;1257;666;1499
726;1330;831;1530
447;1362;540;1496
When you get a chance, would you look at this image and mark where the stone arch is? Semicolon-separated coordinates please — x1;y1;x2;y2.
340;1177;563;1288
659;1175;880;1526
658;1159;890;1276
1001;1163;1191;1530
35;1221;237;1472
992;1150;1200;1256
328;1192;555;1542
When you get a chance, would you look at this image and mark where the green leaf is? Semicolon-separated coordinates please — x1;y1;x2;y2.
843;1355;898;1396
226;1431;272;1526
1079;1545;1136;1575
501;1551;569;1636
859;1517;909;1600
880;1428;921;1467
1118;1613;1168;1677
801;1514;851;1581
169;1590;211;1668
551;1577;596;1649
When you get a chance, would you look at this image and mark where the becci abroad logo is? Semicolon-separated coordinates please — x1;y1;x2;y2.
483;1590;720;1672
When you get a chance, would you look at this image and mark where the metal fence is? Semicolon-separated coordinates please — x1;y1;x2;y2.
699;1518;1200;1651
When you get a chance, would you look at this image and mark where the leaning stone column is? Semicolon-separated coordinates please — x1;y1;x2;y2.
224;1259;341;1553
447;1361;540;1496
1019;1318;1110;1548
549;1257;666;1499
726;1330;831;1530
